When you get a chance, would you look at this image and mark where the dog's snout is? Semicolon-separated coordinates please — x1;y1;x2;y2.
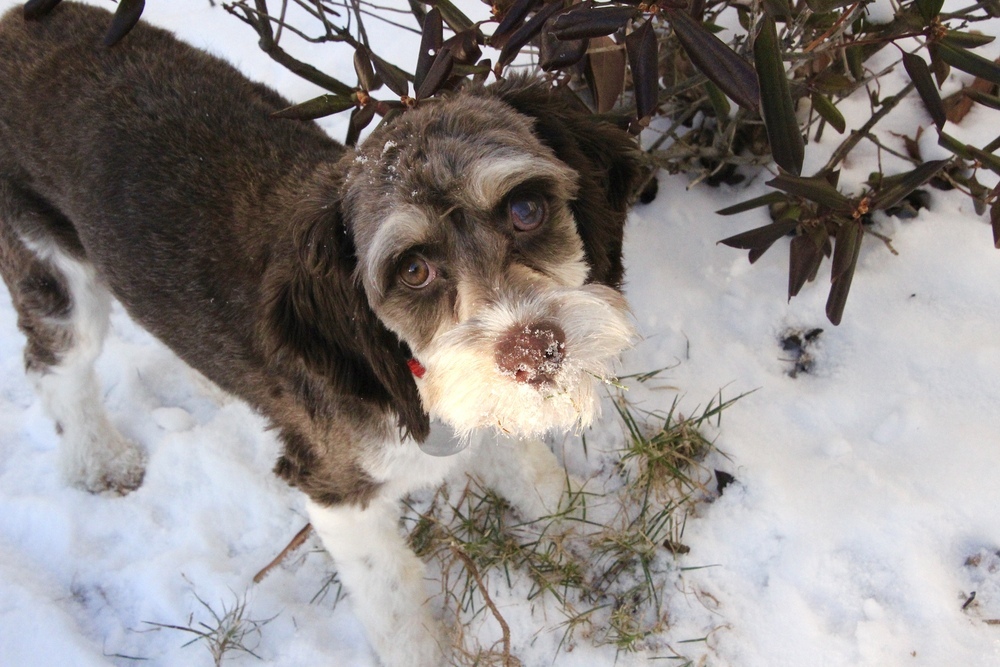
495;321;566;386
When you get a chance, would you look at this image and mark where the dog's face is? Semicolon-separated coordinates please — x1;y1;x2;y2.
338;84;638;438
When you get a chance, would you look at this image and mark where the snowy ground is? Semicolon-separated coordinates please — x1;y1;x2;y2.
1;1;1000;666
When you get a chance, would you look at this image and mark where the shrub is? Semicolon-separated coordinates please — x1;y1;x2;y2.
35;0;1000;322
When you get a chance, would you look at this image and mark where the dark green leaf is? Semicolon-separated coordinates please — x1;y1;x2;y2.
371;53;410;98
540;32;589;71
938;133;1000;174
811;93;846;134
964;88;1000;110
705;81;732;120
937;42;1000;86
625;20;659;121
916;0;945;22
826;220;863;325
928;44;951;87
452;61;492;78
869;160;948;210
788;233;824;299
902;52;946;130
472;58;492;85
442;30;483;66
491;0;539;49
496;1;564;73
415;8;443;94
754;16;804;176
937;130;973;159
806;0;859;10
665;8;761;113
416;46;455;99
427;0;474;33
942;30;995;49
272;93;356;120
345;103;377;147
716;192;786;215
766;173;853;213
846;45;865;81
966;144;1000;175
23;0;62;20
104;0;145;47
761;0;792;18
354;45;381;92
551;4;637;40
812;72;854;95
718;218;799;252
991;198;1000;249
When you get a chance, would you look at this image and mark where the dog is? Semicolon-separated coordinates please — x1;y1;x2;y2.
0;3;640;665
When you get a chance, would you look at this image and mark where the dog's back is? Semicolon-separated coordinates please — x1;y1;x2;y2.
0;3;345;393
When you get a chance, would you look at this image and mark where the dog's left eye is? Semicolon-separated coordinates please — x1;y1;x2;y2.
509;195;545;232
397;254;436;289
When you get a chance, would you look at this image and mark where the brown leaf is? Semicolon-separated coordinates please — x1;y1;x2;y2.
944;69;999;123
586;35;626;114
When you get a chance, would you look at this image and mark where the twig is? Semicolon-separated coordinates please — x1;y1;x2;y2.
224;0;356;95
450;544;514;667
823;81;916;173
253;523;314;583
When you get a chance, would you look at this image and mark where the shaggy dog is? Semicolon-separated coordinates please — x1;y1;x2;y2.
0;3;639;664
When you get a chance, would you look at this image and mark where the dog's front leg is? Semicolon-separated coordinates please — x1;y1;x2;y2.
305;496;446;667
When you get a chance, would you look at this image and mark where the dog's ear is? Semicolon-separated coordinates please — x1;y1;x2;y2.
491;78;643;288
265;180;430;442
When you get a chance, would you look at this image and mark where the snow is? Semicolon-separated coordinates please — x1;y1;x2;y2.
1;1;1000;666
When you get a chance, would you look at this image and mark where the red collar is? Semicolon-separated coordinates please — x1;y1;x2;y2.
406;358;426;378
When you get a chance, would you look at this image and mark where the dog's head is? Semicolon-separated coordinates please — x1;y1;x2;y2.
273;79;641;441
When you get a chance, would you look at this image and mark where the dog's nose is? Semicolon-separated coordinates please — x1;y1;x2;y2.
495;321;566;386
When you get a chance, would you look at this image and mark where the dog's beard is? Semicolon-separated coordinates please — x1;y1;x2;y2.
414;285;634;439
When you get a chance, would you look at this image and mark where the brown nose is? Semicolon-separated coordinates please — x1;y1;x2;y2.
495;321;566;386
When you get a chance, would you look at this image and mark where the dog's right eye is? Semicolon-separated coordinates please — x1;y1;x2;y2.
397;255;436;289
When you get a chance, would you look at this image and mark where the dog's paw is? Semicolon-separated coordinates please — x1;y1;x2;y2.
61;427;146;496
